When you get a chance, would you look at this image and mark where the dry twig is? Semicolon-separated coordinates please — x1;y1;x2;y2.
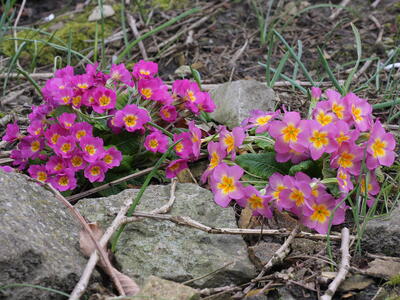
321;227;350;300
328;0;350;21
126;14;148;60
368;15;383;44
371;0;381;8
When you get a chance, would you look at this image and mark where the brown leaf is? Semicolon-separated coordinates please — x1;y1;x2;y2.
112;267;140;296
79;222;104;257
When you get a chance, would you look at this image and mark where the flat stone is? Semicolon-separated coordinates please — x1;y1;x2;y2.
0;171;93;299
88;5;115;22
364;259;400;280
136;276;200;300
248;242;281;270
338;274;374;292
209;80;276;128
76;183;257;288
362;205;400;256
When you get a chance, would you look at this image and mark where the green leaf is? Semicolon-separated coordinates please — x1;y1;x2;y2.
235;152;290;180
51;105;74;117
116;93;129;110
289;160;315;176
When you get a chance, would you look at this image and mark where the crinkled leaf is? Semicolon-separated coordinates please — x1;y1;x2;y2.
116;93;129;110
289;160;315;176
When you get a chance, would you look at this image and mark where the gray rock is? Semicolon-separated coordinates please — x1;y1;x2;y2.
362;205;400;256
209;80;276;128
248;242;281;270
0;171;92;299
88;5;115;22
76;183;256;288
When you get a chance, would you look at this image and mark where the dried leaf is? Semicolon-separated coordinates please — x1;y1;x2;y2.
112;267;140;296
79;222;104;257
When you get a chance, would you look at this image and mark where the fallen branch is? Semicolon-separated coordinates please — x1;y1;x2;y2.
242;225;300;295
0;73;53;79
321;227;350;300
371;0;381;8
126;14;148;60
329;0;350;21
121;212;343;240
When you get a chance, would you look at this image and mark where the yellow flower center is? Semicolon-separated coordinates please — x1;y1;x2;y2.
76;130;86;140
54;163;63;171
59;176;69;186
71;156;83;167
209;152;220;169
310;204;331;223
289;188;305;207
332;103;344;119
103;154;113;164
140;69;150;76
90;166;101;176
175;142;184;153
62;96;70;104
371;138;386;158
99;95;111;106
217;175;236;195
338;151;355;168
309;130;329;149
335;132;350;145
112;72;121;80
311;188;319;198
281;124;301;143
351;105;363;121
141;88;153;99
188;90;196;102
37;171;47;182
85;145;96;156
149;139;159;149
51;133;60;144
272;185;286;201
162;109;171;118
248;194;264;210
123;115;138;127
224;135;235;153
77;83;88;89
256;115;272;126
316;111;333;126
31;141;40;152
61;143;72;153
72;96;81;106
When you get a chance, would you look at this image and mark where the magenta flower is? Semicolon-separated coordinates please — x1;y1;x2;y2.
144;130;169;153
219;126;245;160
45;124;68;147
19;136;44;159
344;93;372;131
0;166;14;173
10;149;28;170
327;120;359;150
201;142;227;184
28;164;48;182
2;122;21;142
92;87;116;114
85;63;110;85
159;105;178;123
172;79;191;97
114;104;151;132
188;121;202;159
71;90;84;109
102;147;122;168
311;87;322;100
337;168;353;194
268;112;306;154
279;173;313;215
312;103;336;127
55;136;76;158
46;156;67;174
298;120;335;160
330;142;363;175
173;132;194;159
55;65;74;78
50;170;77;191
84;162;107;183
58;113;76;130
166;159;188;178
29;104;53;122
275;149;309;163
137;78;172;104
107;110;123;134
198;92;216;113
326;89;349;121
67;150;87;171
242;185;273;218
72;74;93;90
110;63;133;85
27;120;44;137
80;136;105;163
266;173;288;210
132;60;158;79
247;110;279;133
366;120;396;169
71;122;93;142
210;163;244;208
301;197;346;234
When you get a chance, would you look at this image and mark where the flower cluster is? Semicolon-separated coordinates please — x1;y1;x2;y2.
199;88;396;234
2;60;216;192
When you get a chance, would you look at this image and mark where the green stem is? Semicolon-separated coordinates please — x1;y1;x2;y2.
148;121;174;139
372;99;400;110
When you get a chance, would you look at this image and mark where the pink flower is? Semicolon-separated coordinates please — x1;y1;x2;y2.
29;104;53;122
58;113;76;130
366;120;396;169
266;173;289;210
219;126;245;160
344;93;372;132
172;79;192;97
279;173;313;215
241;185;273;218
45;124;68;147
188;121;202;159
275;149;309;163
201;142;226;184
67;150;87;171
55;136;76;158
268;112;306;154
137;78;172;104
102;147;122;168
71;90;84;108
311;87;322;100
173;132;194;159
166;159;188;178
247;110;279;133
337;168;353;193
46;156;67;174
27;121;44;137
107;110;123;134
10;149;28;170
92;87;116;114
198;92;216;113
71;122;93;142
327;120;359;150
210;163;244;208
159;105;178;123
84;162;107;183
132;60;158;79
2;122;21;142
50;170;77;191
330;142;363;175
298;120;335;160
358;172;380;207
72;74;93;90
144;130;169;153
19;136;44;159
0;166;14;172
313;102;336;127
114;104;151;132
110;63;133;85
80;136;105;163
326;89;349;121
28;164;48;182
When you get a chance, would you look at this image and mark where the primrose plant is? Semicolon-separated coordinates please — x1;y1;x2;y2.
2;60;215;193
200;87;396;234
